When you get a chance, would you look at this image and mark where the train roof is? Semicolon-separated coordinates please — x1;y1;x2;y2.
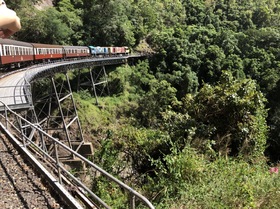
32;43;64;48
63;45;89;49
0;38;33;47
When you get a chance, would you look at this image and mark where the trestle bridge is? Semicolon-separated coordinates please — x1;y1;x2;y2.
0;55;155;209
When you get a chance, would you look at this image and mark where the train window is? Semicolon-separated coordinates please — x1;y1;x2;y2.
10;46;14;55
11;46;15;56
3;46;6;56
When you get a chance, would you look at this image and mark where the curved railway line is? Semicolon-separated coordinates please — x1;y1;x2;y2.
0;132;66;209
0;56;155;209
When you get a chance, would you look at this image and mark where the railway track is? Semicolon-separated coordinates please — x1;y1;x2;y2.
0;57;155;209
0;132;66;209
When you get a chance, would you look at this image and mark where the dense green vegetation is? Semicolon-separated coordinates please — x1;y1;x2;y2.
8;0;280;208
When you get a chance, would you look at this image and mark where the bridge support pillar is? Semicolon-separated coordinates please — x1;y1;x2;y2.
77;66;109;105
90;66;110;105
33;73;87;160
50;73;85;158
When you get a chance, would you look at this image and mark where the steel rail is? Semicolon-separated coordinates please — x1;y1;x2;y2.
0;101;155;209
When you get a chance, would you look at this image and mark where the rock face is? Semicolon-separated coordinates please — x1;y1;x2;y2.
35;0;53;10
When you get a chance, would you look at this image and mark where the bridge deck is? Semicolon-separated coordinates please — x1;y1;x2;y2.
0;55;139;111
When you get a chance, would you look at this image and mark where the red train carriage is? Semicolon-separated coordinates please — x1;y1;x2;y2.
32;43;64;62
108;46;129;56
0;39;34;66
63;46;90;58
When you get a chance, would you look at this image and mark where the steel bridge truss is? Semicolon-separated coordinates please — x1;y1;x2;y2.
0;56;155;209
31;65;110;159
0;102;154;209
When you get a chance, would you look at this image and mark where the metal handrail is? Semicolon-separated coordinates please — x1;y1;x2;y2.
0;101;155;209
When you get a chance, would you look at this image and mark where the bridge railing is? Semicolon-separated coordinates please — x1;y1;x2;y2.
0;82;33;111
0;102;155;209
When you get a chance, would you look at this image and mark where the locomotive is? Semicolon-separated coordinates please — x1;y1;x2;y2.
0;39;129;68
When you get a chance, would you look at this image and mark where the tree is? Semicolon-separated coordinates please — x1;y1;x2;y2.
180;71;268;159
57;0;84;45
81;0;135;46
16;7;72;44
198;45;226;84
136;80;179;128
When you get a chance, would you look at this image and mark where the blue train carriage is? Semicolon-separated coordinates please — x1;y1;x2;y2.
88;46;109;57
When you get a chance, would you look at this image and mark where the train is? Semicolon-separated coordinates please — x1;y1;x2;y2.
0;39;129;68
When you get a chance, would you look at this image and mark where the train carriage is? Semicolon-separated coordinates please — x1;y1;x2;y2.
32;43;64;62
0;39;34;66
88;46;109;57
63;46;90;58
0;38;130;68
108;46;129;56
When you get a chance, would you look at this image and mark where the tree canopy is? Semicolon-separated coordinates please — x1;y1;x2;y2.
7;0;280;207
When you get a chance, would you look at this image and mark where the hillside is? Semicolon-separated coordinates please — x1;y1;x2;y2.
11;0;280;208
